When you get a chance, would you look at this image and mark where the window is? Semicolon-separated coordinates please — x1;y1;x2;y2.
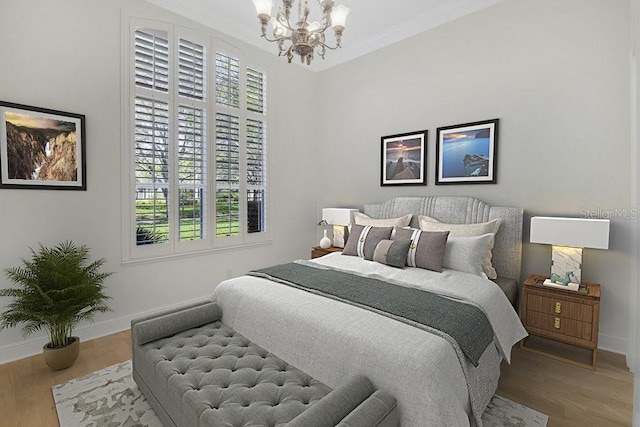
126;21;268;260
214;54;268;238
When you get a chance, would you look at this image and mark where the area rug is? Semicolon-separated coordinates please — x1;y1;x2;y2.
53;360;548;427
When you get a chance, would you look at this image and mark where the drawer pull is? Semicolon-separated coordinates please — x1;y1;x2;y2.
554;317;561;329
555;302;562;314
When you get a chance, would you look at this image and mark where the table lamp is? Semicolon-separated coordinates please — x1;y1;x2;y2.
530;216;609;288
322;208;359;248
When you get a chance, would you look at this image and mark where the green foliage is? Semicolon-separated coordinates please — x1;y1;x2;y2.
0;241;113;348
136;226;164;245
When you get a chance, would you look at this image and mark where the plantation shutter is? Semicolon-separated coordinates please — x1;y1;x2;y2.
177;37;207;242
134;29;170;246
134;98;170;244
246;118;265;233
178;38;205;100
246;68;264;114
215;53;240;108
246;68;266;234
134;30;169;92
215;51;241;238
178;105;206;241
215;113;240;237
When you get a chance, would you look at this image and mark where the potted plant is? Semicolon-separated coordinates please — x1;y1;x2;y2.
0;241;113;370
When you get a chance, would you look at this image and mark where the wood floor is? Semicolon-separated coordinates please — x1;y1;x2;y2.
0;330;132;427
497;338;633;427
0;330;633;427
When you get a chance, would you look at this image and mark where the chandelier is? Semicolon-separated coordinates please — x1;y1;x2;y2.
251;0;350;65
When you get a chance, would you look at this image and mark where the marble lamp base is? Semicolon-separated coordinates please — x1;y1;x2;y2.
551;245;582;284
332;225;350;248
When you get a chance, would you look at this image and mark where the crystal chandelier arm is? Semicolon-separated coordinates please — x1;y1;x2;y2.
260;32;292;43
282;0;293;20
260;9;295;42
317;41;341;51
276;11;296;32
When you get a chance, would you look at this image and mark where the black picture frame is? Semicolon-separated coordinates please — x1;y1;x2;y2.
380;129;428;186
0;101;86;190
435;118;498;185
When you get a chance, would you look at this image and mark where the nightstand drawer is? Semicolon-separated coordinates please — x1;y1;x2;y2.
526;293;593;322
525;309;592;342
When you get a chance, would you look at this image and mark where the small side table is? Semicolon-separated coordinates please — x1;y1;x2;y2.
519;274;601;370
311;246;342;259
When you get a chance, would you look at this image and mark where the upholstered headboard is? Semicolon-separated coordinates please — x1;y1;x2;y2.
364;196;523;280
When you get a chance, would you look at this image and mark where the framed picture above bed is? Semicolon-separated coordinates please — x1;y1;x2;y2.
435;118;498;185
380;129;427;186
0;100;86;190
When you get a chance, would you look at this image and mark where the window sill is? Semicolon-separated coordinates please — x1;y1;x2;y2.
121;239;273;267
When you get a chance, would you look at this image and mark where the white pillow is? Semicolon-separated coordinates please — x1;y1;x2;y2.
442;234;495;278
354;212;412;227
418;216;501;279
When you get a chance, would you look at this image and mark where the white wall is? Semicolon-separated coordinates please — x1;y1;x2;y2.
316;0;633;355
0;0;320;362
631;0;640;422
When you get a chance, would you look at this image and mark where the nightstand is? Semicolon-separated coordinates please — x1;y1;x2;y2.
311;246;342;259
519;274;601;370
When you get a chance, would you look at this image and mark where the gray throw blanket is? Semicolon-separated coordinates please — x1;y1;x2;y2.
250;262;493;367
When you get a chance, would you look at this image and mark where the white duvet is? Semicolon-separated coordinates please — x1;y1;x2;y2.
212;253;527;426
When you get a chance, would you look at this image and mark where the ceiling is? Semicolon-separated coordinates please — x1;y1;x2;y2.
145;0;504;72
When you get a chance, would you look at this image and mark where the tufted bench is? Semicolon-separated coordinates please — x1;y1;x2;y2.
131;301;398;427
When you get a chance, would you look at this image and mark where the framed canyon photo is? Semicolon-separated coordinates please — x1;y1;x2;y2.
380;129;427;186
0;101;86;190
435;118;499;185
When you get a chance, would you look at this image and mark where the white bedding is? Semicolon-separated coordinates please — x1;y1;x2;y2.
212;253;527;426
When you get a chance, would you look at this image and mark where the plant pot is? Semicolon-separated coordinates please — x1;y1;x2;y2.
43;337;80;370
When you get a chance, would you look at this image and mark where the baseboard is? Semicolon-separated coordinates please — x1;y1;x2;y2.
598;333;629;360
0;296;210;365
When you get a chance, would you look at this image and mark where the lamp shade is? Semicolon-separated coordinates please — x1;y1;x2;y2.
322;208;358;225
252;0;273;18
330;4;350;30
530;216;609;249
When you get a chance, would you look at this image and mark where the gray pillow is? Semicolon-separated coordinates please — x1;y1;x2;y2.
342;225;393;258
372;239;411;268
442;234;495;277
393;227;449;272
353;212;412;227
418;216;501;279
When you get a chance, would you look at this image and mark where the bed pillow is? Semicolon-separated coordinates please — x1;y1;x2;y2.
442;234;495;278
394;227;449;272
342;225;393;259
372;239;411;268
354;212;412;227
418;216;501;279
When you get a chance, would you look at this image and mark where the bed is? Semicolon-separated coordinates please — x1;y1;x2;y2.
212;196;527;426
